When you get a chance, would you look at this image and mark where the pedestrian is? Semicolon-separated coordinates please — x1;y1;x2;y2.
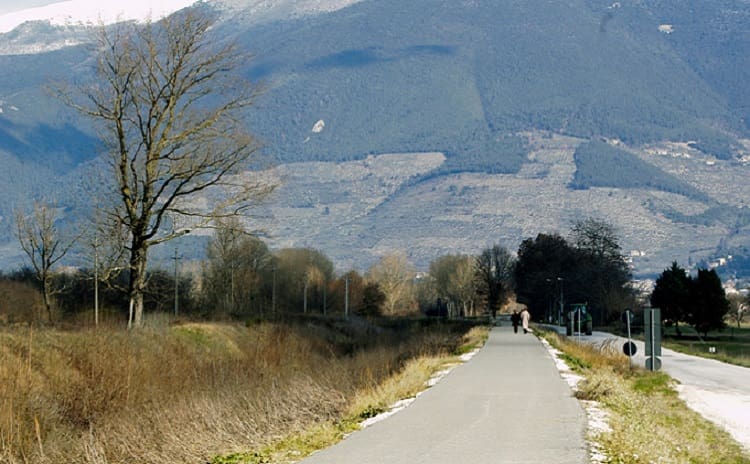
511;310;520;333
521;308;531;334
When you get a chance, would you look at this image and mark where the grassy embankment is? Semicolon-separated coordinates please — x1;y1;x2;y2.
541;329;750;464
0;316;488;464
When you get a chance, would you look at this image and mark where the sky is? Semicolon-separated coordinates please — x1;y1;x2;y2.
0;0;198;33
0;0;67;15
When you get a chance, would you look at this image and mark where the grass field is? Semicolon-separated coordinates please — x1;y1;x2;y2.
0;316;486;464
661;324;750;368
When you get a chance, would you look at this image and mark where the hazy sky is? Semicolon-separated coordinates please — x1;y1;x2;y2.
0;0;197;34
0;0;61;15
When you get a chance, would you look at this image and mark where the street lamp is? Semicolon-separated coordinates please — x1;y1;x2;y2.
545;278;554;323
557;277;564;325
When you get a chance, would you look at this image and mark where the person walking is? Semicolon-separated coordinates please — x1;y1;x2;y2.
511;310;520;333
520;308;531;334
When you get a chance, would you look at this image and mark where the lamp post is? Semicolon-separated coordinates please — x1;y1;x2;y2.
548;282;553;323
172;247;181;317
344;274;350;319
557;277;564;325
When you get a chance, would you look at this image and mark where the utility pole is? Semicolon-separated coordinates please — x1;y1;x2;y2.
172;247;181;317
230;259;235;313
272;266;276;316
345;274;349;319
557;277;564;325
304;280;308;314
93;236;99;327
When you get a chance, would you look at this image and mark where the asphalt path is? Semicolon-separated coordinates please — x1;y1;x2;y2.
300;326;588;464
557;328;750;450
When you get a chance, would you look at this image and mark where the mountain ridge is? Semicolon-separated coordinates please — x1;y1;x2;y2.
0;0;749;278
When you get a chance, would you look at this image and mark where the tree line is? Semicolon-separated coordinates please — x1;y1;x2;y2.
5;205;747;333
2;211;622;327
650;262;740;336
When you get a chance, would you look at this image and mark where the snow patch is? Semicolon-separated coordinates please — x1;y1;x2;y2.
659;24;674;34
359;348;480;429
311;119;325;133
540;336;611;464
217;0;364;24
0;0;365;54
0;0;200;34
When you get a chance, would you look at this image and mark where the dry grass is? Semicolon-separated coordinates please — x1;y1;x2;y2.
541;330;750;464
0;317;481;464
212;323;489;463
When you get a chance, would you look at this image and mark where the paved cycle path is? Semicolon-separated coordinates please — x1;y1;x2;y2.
301;326;588;463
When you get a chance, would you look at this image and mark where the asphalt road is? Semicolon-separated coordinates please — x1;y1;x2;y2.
300;326;588;464
665;350;750;451
564;328;750;450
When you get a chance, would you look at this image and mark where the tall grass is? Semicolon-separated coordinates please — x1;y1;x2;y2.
0;318;481;463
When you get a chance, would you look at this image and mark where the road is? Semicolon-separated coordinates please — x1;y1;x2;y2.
300;326;588;464
567;328;750;450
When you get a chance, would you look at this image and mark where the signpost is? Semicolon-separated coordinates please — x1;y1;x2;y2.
644;308;662;371
622;309;635;369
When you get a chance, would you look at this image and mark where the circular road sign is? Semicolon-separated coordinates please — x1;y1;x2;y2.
646;357;662;371
623;341;637;357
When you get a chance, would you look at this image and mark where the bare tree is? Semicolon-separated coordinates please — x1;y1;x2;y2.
303;266;324;314
202;217;273;318
728;293;748;329
571;217;631;325
430;254;477;317
273;248;334;315
65;9;272;327
15;202;79;322
475;245;515;318
367;252;417;316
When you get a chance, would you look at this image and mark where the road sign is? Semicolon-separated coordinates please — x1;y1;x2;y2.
644;308;662;371
644;308;662;356
623;341;637;356
646;357;662;371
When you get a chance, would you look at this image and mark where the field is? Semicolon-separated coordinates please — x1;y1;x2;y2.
0;316;486;464
661;324;750;368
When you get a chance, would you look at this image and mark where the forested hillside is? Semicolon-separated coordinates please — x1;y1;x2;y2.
234;0;748;167
570;140;708;201
0;0;749;275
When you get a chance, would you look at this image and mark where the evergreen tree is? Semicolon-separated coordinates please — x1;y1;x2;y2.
650;262;691;336
687;268;729;336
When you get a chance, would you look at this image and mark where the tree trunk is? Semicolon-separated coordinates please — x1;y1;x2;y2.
42;275;52;323
129;244;149;328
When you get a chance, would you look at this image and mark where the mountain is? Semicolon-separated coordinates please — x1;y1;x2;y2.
0;0;749;278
